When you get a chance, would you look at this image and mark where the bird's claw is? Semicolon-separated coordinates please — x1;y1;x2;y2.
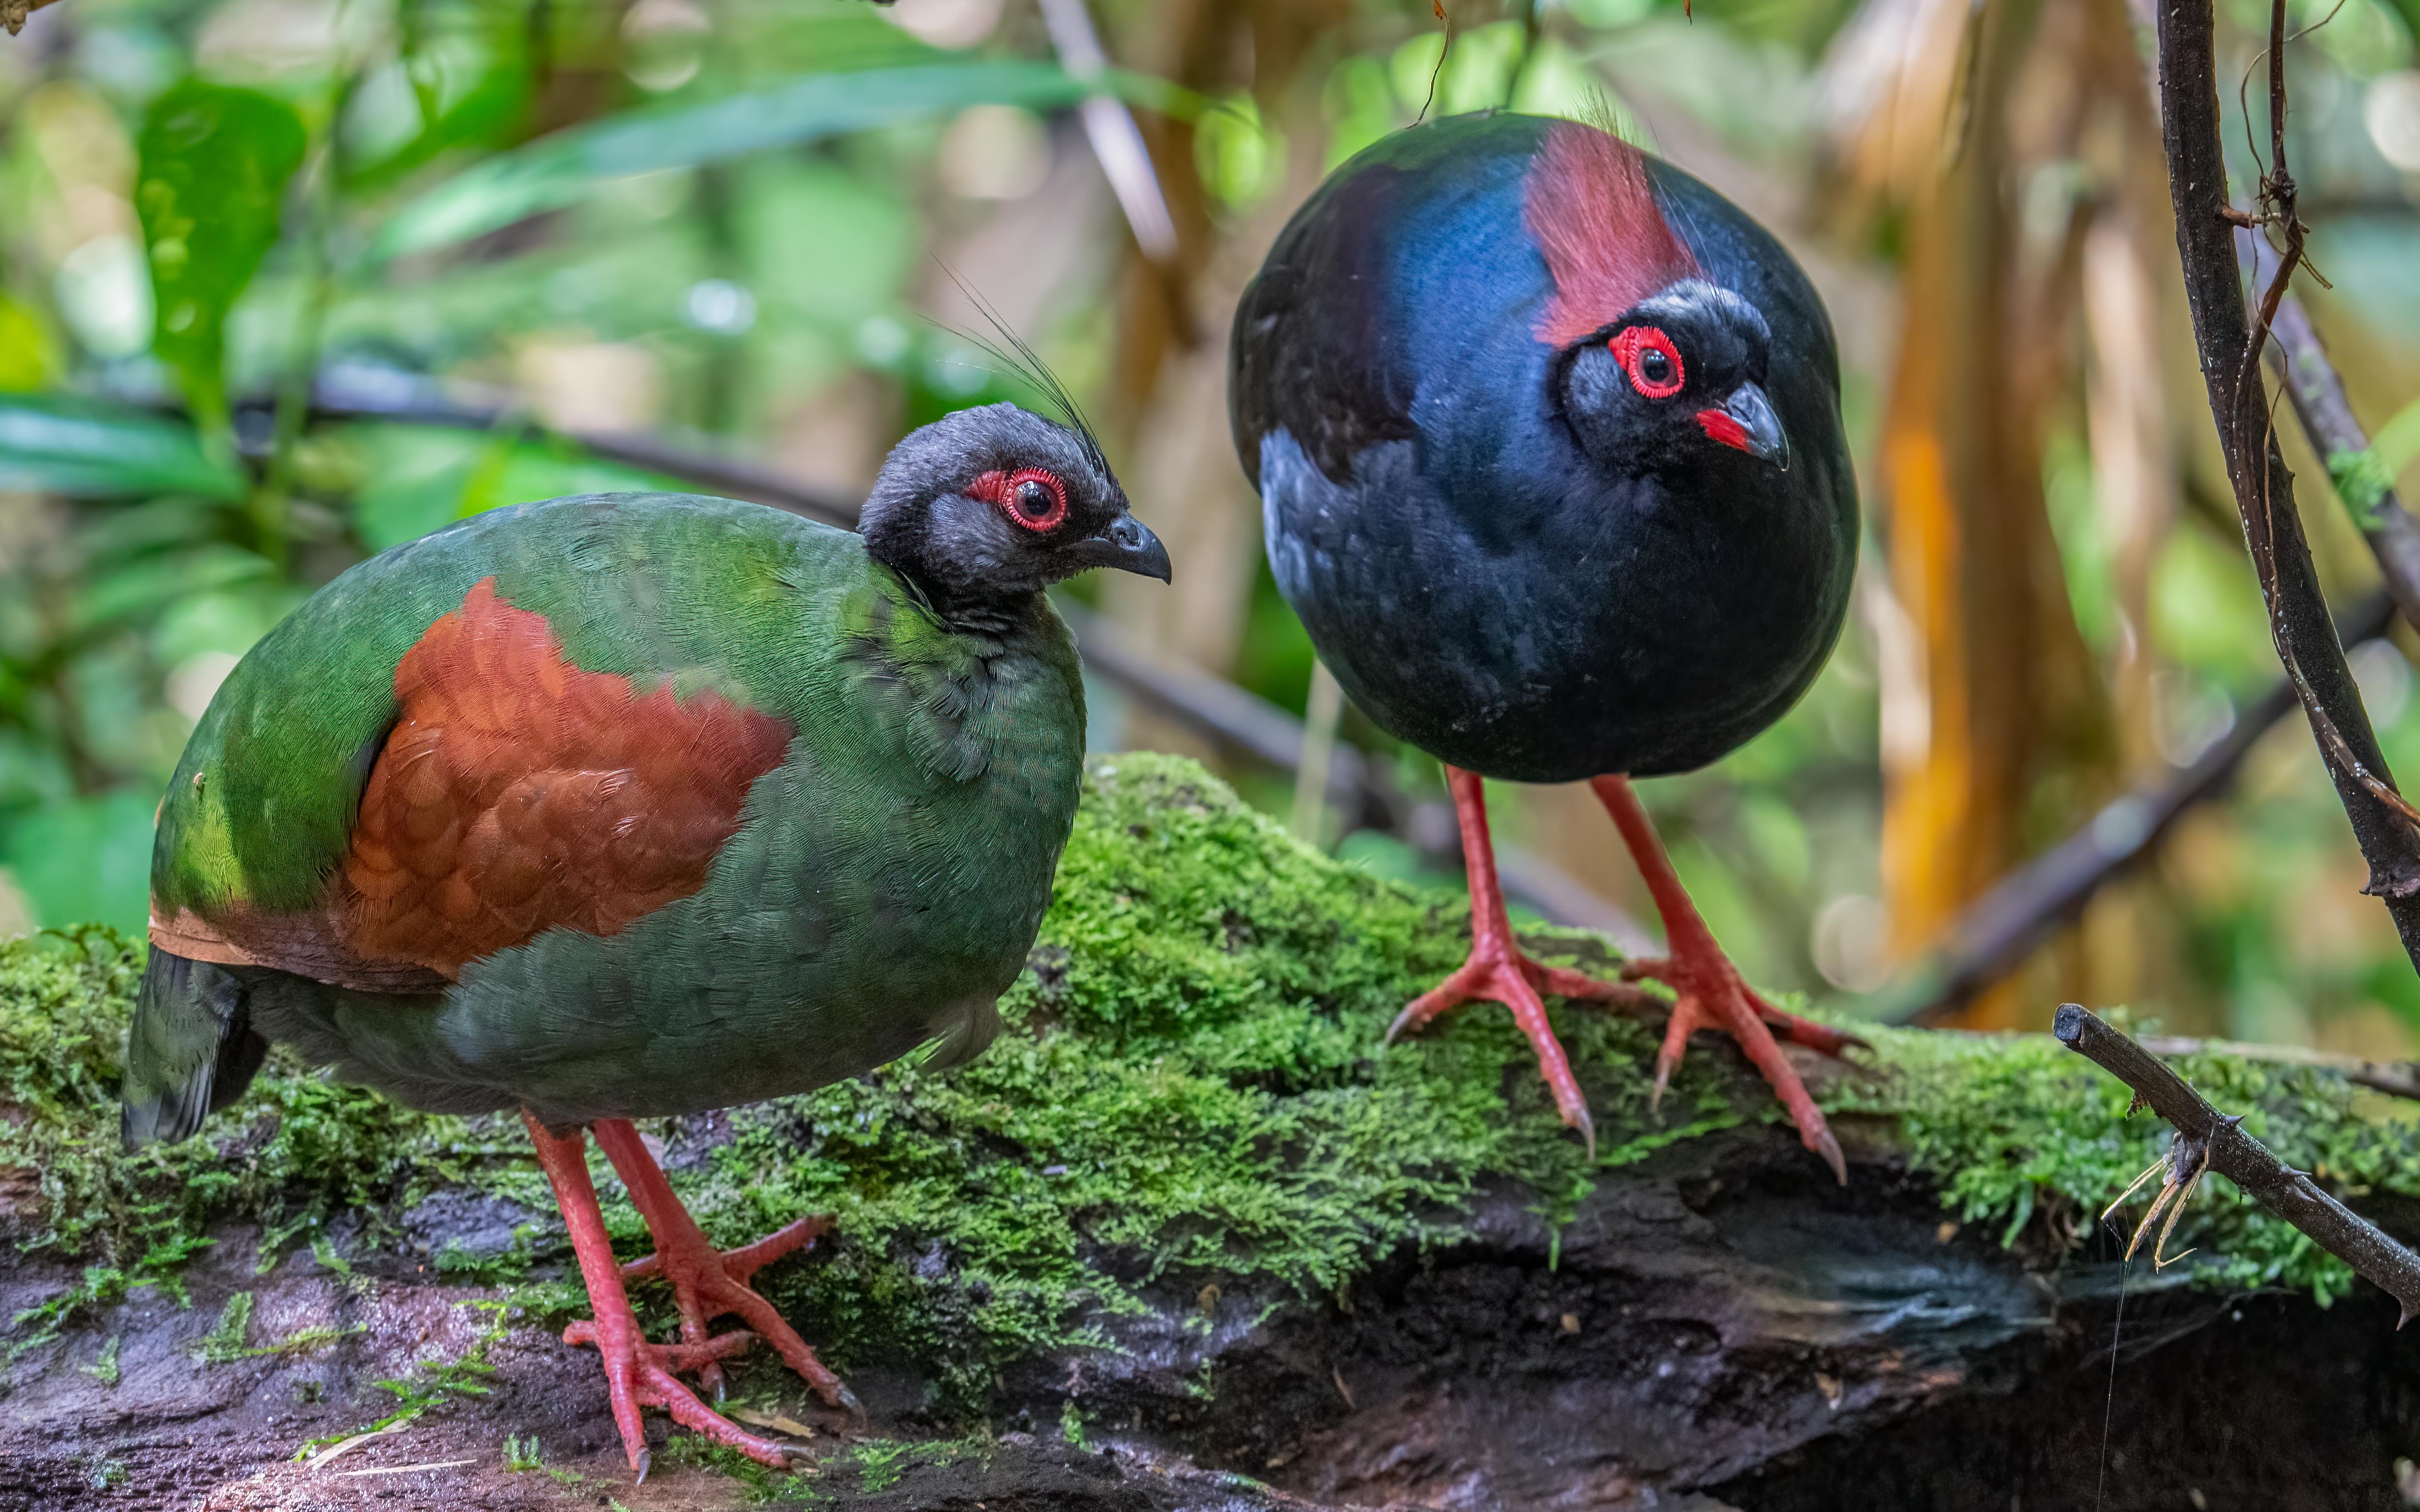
1394;940;1605;1158
1630;950;1849;1181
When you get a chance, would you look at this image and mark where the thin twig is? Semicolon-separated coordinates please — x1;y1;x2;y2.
2053;1004;2420;1323
1890;39;2420;1024
2222;0;2420;827
1415;1;1451;127
2155;0;2420;954
2239;227;2420;634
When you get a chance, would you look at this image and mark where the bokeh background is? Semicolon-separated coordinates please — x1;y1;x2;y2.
3;0;2419;1049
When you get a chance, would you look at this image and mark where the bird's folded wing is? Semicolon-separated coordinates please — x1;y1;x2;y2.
154;577;794;991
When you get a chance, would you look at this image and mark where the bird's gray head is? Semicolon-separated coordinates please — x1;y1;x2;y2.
860;402;1170;614
1557;279;1789;478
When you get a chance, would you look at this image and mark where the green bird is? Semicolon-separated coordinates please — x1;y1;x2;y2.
120;401;1170;1473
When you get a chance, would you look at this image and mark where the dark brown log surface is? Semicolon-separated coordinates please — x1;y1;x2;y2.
6;1106;2420;1512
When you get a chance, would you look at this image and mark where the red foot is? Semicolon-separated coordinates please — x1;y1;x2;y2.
523;1112;844;1478
1389;769;1659;1158
1592;776;1856;1183
592;1120;857;1412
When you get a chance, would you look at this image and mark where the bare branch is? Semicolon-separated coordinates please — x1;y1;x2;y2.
2055;1004;2420;1323
1887;591;2397;1023
2155;0;2420;954
2240;227;2420;633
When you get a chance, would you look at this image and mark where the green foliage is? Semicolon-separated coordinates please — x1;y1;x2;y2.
0;926;522;1347
0;393;245;500
80;1334;119;1386
0;294;52;392
192;1289;254;1363
659;1436;821;1502
1;793;155;935
134;81;308;427
1057;1400;1089;1452
294;1297;513;1456
370;59;1122;264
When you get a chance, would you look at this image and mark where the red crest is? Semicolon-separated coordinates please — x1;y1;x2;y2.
1523;121;1701;349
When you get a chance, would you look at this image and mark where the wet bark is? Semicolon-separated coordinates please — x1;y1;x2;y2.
7;1110;2419;1512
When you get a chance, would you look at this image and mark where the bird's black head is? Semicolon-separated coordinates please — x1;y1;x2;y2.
861;402;1170;616
1557;279;1790;480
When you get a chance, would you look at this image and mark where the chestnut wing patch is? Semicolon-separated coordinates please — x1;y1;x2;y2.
336;578;793;980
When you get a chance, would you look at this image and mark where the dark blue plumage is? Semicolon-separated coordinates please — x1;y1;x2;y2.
1231;111;1856;782
1229;111;1861;1176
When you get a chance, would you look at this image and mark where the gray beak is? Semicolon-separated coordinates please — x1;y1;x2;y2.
1064;511;1172;582
1698;382;1790;469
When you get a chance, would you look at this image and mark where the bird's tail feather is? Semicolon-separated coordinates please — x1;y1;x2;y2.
122;947;268;1148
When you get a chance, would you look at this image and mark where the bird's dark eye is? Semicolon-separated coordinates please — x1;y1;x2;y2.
1608;325;1686;400
971;467;1070;532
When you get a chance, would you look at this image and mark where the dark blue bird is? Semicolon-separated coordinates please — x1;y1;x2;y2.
1230;112;1860;1176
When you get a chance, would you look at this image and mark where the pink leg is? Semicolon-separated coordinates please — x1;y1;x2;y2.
1388;767;1657;1157
522;1111;808;1478
590;1119;856;1413
1589;777;1852;1183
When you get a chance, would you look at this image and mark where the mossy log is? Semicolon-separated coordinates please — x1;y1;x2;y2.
3;755;2420;1511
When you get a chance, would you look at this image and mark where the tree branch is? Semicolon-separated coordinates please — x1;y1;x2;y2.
2239;228;2420;633
1886;590;2397;1024
2155;0;2420;960
2054;1004;2420;1321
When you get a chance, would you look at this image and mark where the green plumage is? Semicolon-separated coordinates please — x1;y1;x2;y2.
127;492;1087;1133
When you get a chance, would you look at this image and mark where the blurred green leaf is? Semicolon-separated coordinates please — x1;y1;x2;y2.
0;393;244;499
75;545;274;634
0;295;53;392
344;17;534;194
348;423;694;549
0;790;156;934
136;80;308;425
151;584;307;666
1196;94;1283;210
370;60;1164;264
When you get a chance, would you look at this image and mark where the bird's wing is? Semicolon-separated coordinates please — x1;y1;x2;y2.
153;499;800;991
1228;156;1422;492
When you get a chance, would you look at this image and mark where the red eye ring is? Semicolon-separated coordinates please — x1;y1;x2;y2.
969;467;1069;532
1609;325;1685;400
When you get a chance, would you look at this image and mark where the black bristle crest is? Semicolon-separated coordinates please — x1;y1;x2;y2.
926;261;1116;485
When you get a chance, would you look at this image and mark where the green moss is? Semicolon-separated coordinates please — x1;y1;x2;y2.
8;755;2420;1413
193;1289;254;1363
666;756;1736;1407
1831;1021;2420;1302
0;926;529;1356
2328;445;2396;524
658;1438;821;1502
